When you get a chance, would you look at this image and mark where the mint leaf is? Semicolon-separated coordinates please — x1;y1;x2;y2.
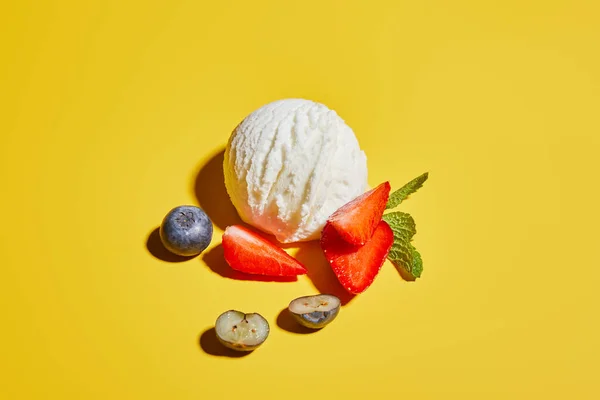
388;240;424;281
382;212;416;241
386;172;429;210
388;235;413;273
382;211;423;280
409;244;423;278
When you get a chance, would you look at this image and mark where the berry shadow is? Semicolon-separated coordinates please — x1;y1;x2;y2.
193;149;243;231
293;241;356;306
198;328;252;358
146;227;196;263
276;308;318;334
202;244;298;283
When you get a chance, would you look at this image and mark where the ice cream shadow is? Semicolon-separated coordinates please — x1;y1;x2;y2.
193;148;355;301
202;244;298;283
293;241;356;306
194;149;242;231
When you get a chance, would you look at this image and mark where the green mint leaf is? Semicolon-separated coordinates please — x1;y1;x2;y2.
388;235;413;273
382;211;423;280
382;212;416;241
386;172;429;210
409;244;423;278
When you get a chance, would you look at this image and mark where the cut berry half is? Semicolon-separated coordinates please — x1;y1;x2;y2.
222;225;307;276
327;182;391;246
215;310;269;351
288;294;341;329
321;220;393;294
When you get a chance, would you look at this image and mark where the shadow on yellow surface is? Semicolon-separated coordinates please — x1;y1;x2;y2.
294;242;356;306
146;227;197;263
188;148;357;302
198;328;252;358
275;308;318;334
194;149;242;230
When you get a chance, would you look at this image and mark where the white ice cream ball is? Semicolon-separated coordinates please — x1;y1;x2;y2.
223;99;368;243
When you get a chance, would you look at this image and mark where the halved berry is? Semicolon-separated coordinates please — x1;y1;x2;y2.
321;220;393;294
215;310;269;351
327;182;391;245
288;294;341;329
222;225;307;276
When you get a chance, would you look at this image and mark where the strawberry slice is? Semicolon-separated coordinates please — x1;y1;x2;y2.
222;225;307;276
327;182;391;245
321;220;393;294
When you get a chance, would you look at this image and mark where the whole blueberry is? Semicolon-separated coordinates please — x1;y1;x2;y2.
159;205;213;256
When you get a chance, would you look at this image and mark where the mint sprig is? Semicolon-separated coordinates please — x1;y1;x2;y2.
382;212;415;241
386;172;429;210
383;173;428;280
408;244;423;278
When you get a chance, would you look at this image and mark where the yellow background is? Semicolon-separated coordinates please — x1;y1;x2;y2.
1;0;599;398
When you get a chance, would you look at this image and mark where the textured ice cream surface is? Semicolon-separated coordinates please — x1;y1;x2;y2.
224;99;368;243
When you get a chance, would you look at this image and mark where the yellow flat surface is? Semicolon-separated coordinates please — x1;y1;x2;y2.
1;1;599;399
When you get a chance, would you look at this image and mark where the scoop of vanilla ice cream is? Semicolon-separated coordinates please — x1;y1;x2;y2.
223;99;368;243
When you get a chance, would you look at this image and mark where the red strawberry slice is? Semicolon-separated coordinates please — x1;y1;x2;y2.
327;182;391;245
321;220;393;294
222;225;307;276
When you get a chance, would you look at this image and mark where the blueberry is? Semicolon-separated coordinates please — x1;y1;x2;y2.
159;205;213;256
215;310;270;351
288;294;341;329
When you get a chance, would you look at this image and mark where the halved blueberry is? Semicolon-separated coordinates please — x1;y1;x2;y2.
288;294;341;329
215;310;270;351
